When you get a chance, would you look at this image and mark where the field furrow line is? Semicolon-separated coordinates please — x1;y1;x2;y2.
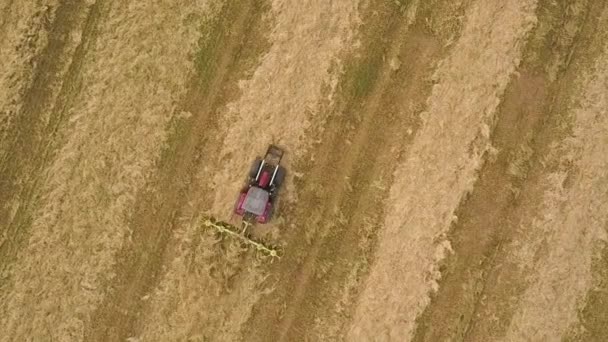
0;0;17;36
0;1;54;118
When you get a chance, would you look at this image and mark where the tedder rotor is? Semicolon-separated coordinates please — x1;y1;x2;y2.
203;144;286;259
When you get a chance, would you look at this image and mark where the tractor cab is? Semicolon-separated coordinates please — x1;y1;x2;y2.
235;145;285;223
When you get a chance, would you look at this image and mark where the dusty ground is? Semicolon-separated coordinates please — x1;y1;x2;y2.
1;0;608;341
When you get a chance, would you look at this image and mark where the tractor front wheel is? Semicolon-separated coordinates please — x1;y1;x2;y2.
272;166;286;188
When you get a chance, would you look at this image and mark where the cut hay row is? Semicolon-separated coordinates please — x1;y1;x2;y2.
347;1;539;340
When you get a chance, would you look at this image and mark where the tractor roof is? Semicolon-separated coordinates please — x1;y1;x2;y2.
243;186;269;216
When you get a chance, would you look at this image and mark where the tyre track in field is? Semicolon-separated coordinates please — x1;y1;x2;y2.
84;1;271;340
240;1;462;340
410;1;605;341
0;1;103;262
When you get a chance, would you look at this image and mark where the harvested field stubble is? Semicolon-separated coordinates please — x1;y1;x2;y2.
1;0;608;341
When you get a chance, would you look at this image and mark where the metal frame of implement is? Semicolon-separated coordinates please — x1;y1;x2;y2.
202;218;281;259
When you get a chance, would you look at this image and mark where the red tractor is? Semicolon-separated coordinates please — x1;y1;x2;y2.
234;145;286;224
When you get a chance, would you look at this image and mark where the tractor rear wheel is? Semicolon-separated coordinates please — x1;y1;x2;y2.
249;158;263;179
272;166;286;187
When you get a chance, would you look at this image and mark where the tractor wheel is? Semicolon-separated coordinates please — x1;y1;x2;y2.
249;158;263;179
272;166;286;188
265;205;274;222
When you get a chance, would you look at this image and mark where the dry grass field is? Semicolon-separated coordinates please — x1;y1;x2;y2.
1;0;608;341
